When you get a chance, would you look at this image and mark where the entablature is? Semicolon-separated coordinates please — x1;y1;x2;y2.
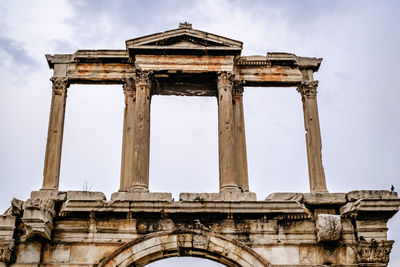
45;24;322;93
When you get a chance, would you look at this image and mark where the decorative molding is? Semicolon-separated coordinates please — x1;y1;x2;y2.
133;70;153;87
357;240;394;264
50;77;69;94
217;71;235;88
297;80;319;97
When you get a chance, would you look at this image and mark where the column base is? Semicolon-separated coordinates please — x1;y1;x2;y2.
179;192;257;202
111;192;172;202
125;185;149;193
220;185;241;192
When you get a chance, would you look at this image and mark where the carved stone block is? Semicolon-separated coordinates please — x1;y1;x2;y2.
0;216;16;242
315;214;341;242
0;242;14;263
22;198;55;240
357;240;393;264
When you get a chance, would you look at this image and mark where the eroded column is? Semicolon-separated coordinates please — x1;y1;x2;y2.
297;80;328;192
42;77;69;190
233;82;249;192
120;77;136;191
130;70;152;192
217;72;240;192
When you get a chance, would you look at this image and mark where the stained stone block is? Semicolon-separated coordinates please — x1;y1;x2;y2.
0;242;14;263
265;192;303;202
315;214;341;242
179;192;257;202
111;192;172;202
15;243;42;264
0;216;16;242
303;193;347;205
66;191;106;201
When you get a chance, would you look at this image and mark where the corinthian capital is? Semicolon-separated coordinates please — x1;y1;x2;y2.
297;80;319;97
233;79;245;96
122;76;136;92
50;77;69;93
133;70;153;87
217;71;235;88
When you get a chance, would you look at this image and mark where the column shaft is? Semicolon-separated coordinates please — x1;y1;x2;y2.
130;70;152;192
233;87;249;192
120;77;136;191
297;80;328;192
42;77;69;190
217;72;240;192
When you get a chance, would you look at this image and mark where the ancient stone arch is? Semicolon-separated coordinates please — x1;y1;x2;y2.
0;23;399;267
97;230;271;267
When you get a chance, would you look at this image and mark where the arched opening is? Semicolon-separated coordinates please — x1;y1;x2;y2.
97;230;270;267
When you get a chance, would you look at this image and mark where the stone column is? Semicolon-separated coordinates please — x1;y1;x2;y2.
42;77;69;190
297;80;328;192
232;82;249;192
119;77;136;191
217;72;240;192
129;70;152;192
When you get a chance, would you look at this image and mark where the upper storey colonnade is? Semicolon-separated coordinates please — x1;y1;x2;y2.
43;23;326;195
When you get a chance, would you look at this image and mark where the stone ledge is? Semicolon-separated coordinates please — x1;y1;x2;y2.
265;192;303;202
303;193;347;205
31;190;66;201
111;192;172;202
340;198;400;219
60;199;306;215
179;192;257;202
66;191;106;201
347;190;398;201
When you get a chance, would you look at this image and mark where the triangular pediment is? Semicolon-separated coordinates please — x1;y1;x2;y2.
126;24;242;55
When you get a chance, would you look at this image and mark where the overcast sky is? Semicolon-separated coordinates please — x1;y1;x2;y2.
0;1;399;266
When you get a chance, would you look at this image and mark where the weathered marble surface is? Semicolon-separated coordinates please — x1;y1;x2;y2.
0;190;397;266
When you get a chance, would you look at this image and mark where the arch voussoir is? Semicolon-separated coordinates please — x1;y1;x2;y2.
97;230;271;267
